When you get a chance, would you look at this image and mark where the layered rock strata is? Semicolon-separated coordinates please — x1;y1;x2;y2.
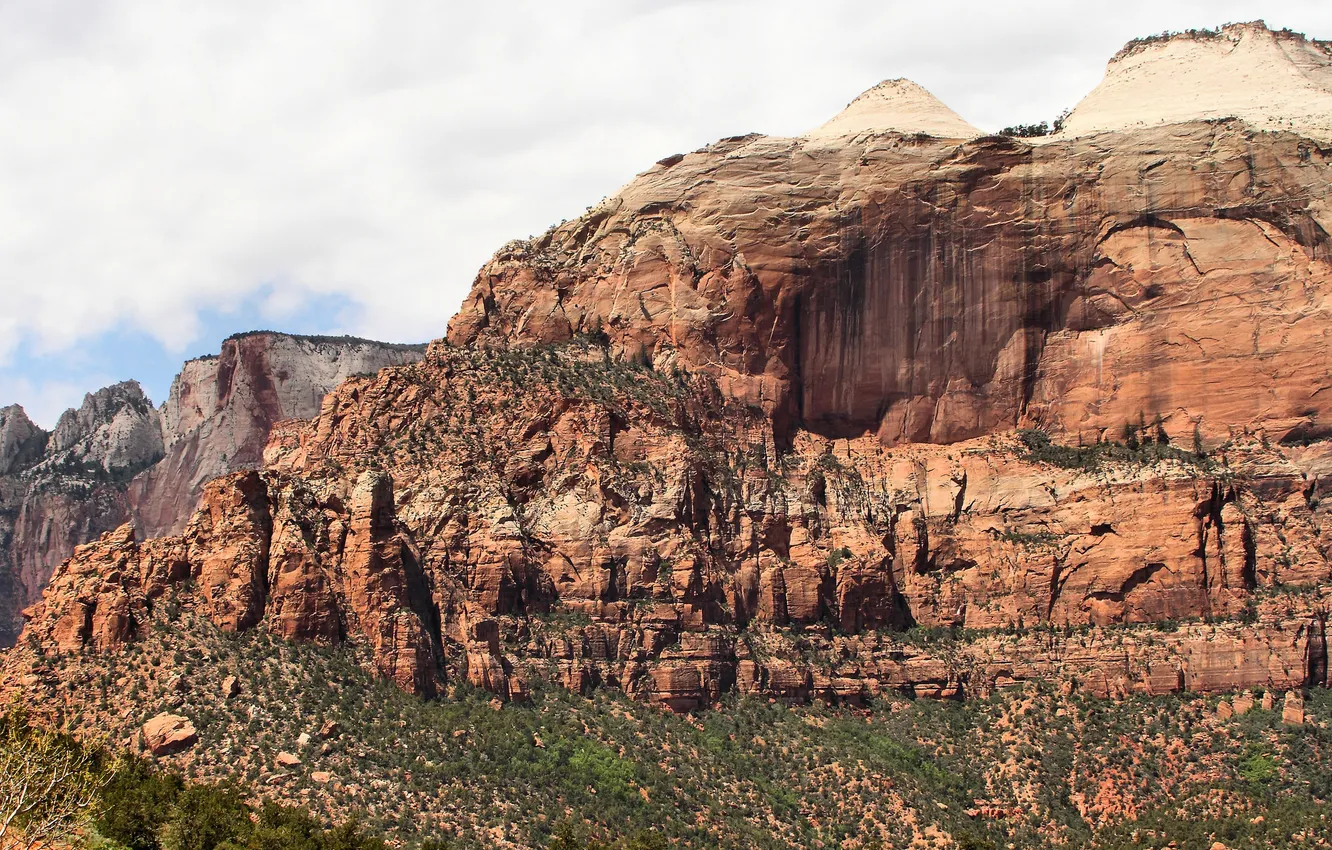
129;332;428;538
0;383;163;645
1056;21;1332;143
449;121;1332;450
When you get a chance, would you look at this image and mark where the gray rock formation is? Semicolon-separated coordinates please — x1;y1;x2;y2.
0;406;45;476
129;332;428;538
0;382;160;646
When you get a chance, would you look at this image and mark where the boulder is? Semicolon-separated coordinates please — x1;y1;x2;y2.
1283;691;1306;726
275;751;302;768
142;713;198;756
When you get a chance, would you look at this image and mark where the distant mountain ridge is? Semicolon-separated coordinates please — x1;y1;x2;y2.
0;332;424;643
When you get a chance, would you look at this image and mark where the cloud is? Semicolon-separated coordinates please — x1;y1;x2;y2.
0;0;1329;424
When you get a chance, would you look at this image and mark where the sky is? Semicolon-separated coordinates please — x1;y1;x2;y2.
1;0;1330;427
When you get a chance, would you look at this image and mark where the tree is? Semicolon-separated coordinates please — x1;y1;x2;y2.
156;785;251;850
96;758;184;850
0;708;106;850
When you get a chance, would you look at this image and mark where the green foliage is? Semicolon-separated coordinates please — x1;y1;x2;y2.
825;547;853;568
157;786;252;850
221;330;427;353
98;759;184;850
1237;744;1278;785
999;122;1050;138
998;109;1071;138
94;756;383;850
562;740;638;800
42;606;1332;850
999;529;1062;548
1016;427;1209;472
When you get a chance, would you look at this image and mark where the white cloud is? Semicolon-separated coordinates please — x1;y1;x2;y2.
0;0;1329;394
0;373;108;430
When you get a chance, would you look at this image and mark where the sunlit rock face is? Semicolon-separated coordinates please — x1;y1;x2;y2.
1055;21;1332;143
450;116;1332;450
129;332;426;539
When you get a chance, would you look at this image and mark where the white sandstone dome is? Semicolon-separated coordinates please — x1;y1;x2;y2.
1057;21;1332;142
804;78;981;141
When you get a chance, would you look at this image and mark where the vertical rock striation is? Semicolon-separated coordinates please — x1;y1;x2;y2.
130;332;428;538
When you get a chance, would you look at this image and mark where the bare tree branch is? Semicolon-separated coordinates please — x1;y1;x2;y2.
0;706;109;850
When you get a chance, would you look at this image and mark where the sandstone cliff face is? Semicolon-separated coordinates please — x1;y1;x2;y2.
0;334;425;645
20;341;1332;707
15;25;1332;711
129;332;427;538
1055;22;1332;144
448;123;1332;450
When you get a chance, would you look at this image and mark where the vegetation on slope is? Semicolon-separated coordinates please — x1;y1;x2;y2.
15;606;1332;849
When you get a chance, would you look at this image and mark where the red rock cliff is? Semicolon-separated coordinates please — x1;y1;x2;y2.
448;122;1332;448
128;332;426;538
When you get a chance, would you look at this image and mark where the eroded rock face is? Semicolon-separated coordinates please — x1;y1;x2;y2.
142;713;198;756
0;383;162;646
44;382;164;478
447;124;1332;452
19;340;1332;707
0;334;425;645
129;332;426;539
1056;22;1332;143
0;406;45;476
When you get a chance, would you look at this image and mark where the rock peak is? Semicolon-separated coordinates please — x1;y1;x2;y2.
0;404;44;476
1059;19;1332;142
804;77;980;141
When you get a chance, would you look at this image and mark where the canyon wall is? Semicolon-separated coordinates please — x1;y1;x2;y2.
448;123;1332;449
20;339;1332;708
0;383;163;645
129;332;428;538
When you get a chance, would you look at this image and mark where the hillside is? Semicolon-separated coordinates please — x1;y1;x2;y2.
10;610;1332;848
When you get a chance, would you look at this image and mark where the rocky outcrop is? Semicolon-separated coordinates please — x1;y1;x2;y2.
0;383;162;646
803;78;981;141
14;25;1332;712
448;119;1332;451
1055;21;1332;143
0;406;45;476
129;332;427;539
0;335;425;646
43;382;164;479
19;340;1332;707
142;713;198;756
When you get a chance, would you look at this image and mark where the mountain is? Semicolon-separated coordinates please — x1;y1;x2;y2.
0;382;165;647
0;333;425;644
8;21;1332;849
